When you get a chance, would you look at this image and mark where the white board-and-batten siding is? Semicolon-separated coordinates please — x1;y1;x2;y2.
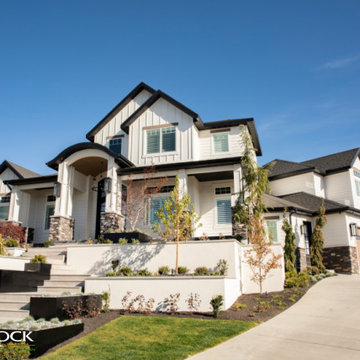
0;168;18;195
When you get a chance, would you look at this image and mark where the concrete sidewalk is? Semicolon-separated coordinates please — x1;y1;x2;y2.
188;275;360;360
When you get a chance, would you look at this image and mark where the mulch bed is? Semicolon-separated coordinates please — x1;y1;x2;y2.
39;285;311;358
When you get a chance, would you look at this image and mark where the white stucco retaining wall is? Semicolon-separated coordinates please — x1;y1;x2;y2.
0;256;30;271
66;240;241;277
85;276;240;312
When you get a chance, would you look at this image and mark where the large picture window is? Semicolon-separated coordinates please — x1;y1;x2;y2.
216;198;232;224
0;195;10;221
146;126;176;154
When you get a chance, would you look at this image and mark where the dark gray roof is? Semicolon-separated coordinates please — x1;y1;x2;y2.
268;147;360;180
0;160;40;179
279;192;360;215
300;148;360;174
263;193;312;214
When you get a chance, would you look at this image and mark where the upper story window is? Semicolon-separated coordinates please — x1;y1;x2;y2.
213;132;229;153
354;170;360;196
109;138;122;155
146;126;176;154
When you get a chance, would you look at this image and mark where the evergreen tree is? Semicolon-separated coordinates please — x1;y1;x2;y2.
310;200;327;273
282;213;297;273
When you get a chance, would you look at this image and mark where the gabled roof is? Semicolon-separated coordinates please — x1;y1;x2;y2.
46;142;134;171
267;147;360;180
279;192;360;216
120;89;202;134
86;82;156;141
263;193;312;214
0;160;40;179
86;82;262;156
300;147;360;174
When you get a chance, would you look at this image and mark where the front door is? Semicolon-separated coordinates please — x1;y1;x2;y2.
303;221;312;266
95;179;106;239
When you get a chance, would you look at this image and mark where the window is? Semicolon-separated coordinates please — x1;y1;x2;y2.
147;197;169;225
109;138;122;155
0;195;10;221
215;187;231;195
146;126;176;154
216;198;232;224
266;220;278;242
213;133;229;153
44;196;55;230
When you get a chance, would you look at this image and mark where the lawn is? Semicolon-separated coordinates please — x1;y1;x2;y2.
41;316;257;360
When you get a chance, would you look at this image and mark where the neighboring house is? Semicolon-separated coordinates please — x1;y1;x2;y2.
1;82;261;245
265;148;360;274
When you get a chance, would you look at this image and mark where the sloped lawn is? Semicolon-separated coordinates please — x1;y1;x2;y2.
41;316;257;360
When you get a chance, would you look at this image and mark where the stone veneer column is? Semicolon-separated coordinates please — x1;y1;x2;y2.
100;212;124;234
322;246;359;274
48;215;74;243
295;247;308;272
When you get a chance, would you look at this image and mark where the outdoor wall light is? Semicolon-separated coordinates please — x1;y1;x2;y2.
53;182;61;198
350;223;357;236
104;177;112;194
300;225;304;235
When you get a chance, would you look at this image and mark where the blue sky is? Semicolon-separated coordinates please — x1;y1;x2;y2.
1;0;359;174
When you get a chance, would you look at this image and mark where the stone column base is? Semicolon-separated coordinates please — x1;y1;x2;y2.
295;247;308;272
100;212;124;234
48;216;74;242
322;246;359;274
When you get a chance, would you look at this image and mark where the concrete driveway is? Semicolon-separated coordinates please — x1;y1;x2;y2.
188;275;360;360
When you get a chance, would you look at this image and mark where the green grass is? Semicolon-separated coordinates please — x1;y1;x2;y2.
41;316;257;360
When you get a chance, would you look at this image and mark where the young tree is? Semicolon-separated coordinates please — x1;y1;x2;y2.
152;175;201;274
234;125;281;293
310;200;327;273
123;165;167;231
282;212;297;273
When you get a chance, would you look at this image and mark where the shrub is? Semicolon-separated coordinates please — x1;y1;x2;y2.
0;341;31;359
210;295;223;318
118;238;128;244
111;259;119;271
216;259;228;276
186;293;201;314
0;222;26;243
131;239;140;244
177;266;189;274
101;291;111;312
194;266;209;275
164;293;180;314
31;254;47;263
43;240;53;248
158;266;170;275
305;266;320;276
0;235;7;255
235;303;248;310
137;269;152;276
4;238;18;247
118;266;132;276
97;236;113;244
105;271;117;277
285;271;310;288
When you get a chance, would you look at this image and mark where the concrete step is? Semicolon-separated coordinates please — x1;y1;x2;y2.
43;280;84;287
36;286;83;295
0;301;29;311
49;275;90;281
0;293;37;302
0;309;29;322
50;264;81;275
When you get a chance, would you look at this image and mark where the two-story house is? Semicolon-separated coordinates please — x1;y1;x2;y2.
265;148;360;274
1;82;261;245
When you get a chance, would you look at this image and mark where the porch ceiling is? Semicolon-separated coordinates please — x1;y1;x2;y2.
72;157;107;176
190;171;233;182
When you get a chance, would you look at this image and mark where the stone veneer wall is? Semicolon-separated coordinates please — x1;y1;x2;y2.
295;247;308;272
100;212;124;234
48;216;74;242
322;246;359;274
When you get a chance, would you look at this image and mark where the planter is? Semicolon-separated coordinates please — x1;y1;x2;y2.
30;294;102;320
104;231;152;243
0;323;84;358
25;263;52;274
6;247;26;257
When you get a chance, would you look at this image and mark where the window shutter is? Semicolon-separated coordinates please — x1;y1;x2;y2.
216;199;232;224
213;133;229;153
267;221;278;242
147;129;160;154
162;127;176;152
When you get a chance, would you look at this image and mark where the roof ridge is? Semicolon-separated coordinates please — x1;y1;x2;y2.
280;191;347;208
300;147;360;164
